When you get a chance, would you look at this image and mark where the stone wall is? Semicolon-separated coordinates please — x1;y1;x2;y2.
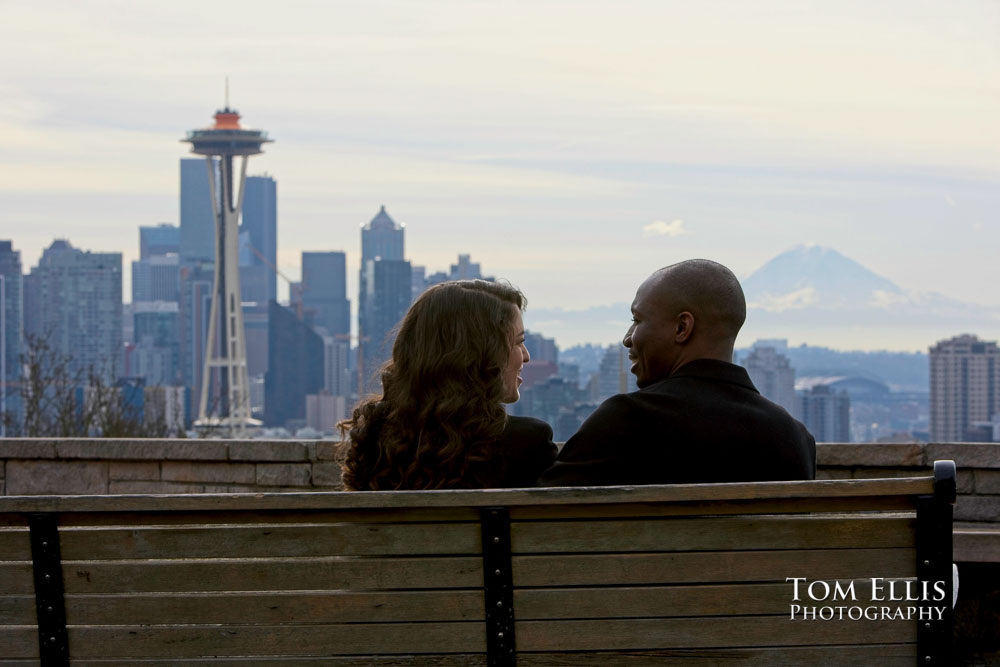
0;439;342;495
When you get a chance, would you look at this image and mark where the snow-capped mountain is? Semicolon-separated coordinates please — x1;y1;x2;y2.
524;245;996;350
742;244;988;321
743;244;904;312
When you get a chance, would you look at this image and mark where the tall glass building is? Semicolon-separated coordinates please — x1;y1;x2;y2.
0;241;22;432
23;240;122;382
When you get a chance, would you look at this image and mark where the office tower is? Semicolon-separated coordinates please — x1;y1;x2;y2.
359;206;410;387
525;332;558;364
930;334;1000;441
139;223;180;259
242;302;269;378
240;174;277;304
417;253;493;294
23;240;122;381
410;265;426;301
323;336;352;397
131;302;181;386
183;102;272;432
0;241;22;433
800;385;851;442
131;253;180;303
302;251;350;336
450;254;482;280
306;392;347;434
179;158;217;264
177;263;213;410
513;376;584;434
264;301;323;428
361;205;404;262
591;344;637;402
359;258;412;387
743;345;798;418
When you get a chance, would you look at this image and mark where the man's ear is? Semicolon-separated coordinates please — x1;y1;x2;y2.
675;311;694;343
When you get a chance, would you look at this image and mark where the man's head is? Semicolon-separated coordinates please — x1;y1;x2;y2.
624;259;746;387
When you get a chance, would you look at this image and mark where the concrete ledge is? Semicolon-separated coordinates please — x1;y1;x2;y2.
7;460;109;495
925;443;1000;469
818;443;925;467
228;441;310;462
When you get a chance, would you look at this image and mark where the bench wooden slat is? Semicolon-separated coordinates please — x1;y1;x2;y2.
0;565;33;595
58;522;481;559
0;507;481;528
0;597;34;625
516;616;915;651
511;515;916;553
0;476;934;514
513;548;916;586
7;645;918;666
515;578;916;619
953;527;1000;563
0;528;30;561
53;556;483;593
516;644;918;666
55;590;484;625
1;579;919;626
60;623;486;658
46;658;486;666
511;495;921;519
0;627;37;659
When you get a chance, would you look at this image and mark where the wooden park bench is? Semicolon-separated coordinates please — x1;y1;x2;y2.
0;460;955;665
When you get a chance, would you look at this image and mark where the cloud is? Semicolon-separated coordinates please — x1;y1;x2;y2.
642;219;690;237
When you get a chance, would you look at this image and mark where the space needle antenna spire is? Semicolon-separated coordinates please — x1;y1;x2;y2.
182;95;272;435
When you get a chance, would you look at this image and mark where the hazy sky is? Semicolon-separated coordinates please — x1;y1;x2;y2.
2;0;998;348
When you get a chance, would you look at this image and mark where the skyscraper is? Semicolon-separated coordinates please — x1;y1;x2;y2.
179;158;217;265
591;344;637;402
0;241;22;433
800;385;850;442
240;174;277;304
743;345;798;418
930;334;1000;441
131;301;181;386
360;258;412;386
23;240;122;381
302;251;350;336
177;263;213;410
361;205;404;262
359;206;410;386
139;223;180;259
131;253;180;303
265;301;323;428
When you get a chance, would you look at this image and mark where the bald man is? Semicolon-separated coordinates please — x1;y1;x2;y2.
537;259;815;486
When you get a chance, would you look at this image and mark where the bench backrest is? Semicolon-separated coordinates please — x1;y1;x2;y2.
0;462;956;665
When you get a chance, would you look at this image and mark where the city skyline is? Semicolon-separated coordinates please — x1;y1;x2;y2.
3;1;998;351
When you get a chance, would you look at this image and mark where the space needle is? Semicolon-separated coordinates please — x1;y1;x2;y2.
182;93;272;434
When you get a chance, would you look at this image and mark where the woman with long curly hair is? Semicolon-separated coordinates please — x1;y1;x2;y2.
338;280;556;490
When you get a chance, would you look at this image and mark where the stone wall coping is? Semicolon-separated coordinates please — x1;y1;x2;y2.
3;439;998;468
0;438;325;462
816;442;1000;470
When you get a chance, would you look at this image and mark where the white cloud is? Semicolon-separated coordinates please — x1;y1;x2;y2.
642;219;690;238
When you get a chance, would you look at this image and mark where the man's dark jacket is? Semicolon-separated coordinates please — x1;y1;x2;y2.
537;358;816;486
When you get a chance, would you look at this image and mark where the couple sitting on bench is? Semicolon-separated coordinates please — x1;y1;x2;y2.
338;259;816;490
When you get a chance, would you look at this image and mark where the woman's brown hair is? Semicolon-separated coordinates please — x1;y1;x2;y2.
338;280;526;490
